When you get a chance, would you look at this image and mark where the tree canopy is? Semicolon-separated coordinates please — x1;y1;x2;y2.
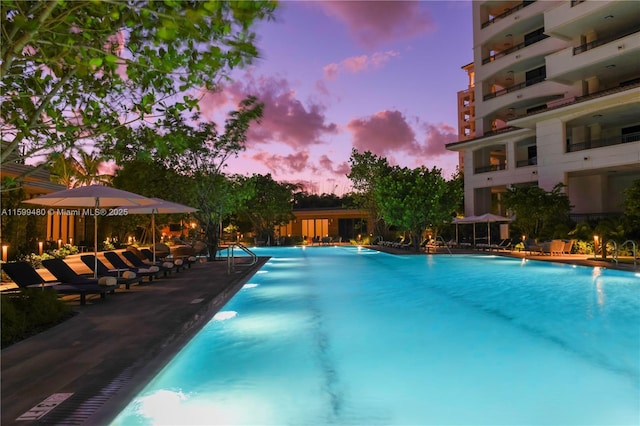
503;183;572;240
347;149;391;236
376;165;455;251
237;174;299;244
1;0;276;190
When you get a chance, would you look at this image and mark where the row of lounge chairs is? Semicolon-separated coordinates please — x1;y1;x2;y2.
378;237;414;250
1;247;201;305
476;238;575;255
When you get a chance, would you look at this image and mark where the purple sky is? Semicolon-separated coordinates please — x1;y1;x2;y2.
34;2;473;195
194;1;472;194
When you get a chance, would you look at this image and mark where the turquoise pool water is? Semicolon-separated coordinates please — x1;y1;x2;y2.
113;246;640;425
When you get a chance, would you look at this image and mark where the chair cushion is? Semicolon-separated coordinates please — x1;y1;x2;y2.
98;276;117;286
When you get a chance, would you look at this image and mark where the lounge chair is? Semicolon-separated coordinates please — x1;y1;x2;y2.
121;250;175;276
489;239;512;251
562;239;575;254
3;261;116;305
80;255;143;289
173;246;199;268
42;258;109;286
103;251;161;280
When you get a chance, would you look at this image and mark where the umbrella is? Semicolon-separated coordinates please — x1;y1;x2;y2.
119;198;197;263
23;185;156;278
453;213;512;246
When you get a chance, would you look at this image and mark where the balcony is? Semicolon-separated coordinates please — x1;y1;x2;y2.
481;1;537;29
546;1;640;41
516;158;537;167
573;27;640;55
475;163;507;174
482;33;549;64
567;133;640;153
483;76;545;101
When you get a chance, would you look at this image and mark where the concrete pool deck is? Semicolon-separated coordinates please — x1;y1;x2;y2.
1;256;268;426
1;247;637;425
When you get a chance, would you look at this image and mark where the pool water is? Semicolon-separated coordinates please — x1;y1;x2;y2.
112;246;640;425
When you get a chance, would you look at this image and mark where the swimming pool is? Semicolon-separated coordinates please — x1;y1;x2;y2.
112;246;640;425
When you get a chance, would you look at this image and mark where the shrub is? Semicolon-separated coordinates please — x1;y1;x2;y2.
1;289;74;348
16;252;55;270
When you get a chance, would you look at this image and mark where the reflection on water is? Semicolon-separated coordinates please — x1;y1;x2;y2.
112;249;640;426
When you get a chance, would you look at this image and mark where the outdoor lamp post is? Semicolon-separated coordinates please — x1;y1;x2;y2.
593;235;600;260
2;245;8;262
38;241;43;255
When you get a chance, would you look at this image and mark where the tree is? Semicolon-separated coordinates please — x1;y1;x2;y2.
347;149;392;237
293;191;354;209
237;174;299;244
622;178;640;240
375;166;454;251
503;183;572;240
110;96;264;259
110;159;194;244
1;1;276;191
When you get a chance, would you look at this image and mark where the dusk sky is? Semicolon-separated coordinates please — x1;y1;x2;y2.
199;1;473;195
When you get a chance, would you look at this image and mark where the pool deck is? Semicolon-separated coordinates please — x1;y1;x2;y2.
1;256;269;426
1;247;637;425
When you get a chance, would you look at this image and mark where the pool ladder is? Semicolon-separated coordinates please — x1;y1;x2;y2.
226;242;258;274
609;240;638;268
435;235;453;256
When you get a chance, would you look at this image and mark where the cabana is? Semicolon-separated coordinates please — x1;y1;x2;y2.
453;213;512;247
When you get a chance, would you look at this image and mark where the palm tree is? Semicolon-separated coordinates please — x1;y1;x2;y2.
74;151;112;186
49;152;81;188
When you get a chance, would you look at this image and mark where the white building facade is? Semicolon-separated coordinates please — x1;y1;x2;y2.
446;0;640;222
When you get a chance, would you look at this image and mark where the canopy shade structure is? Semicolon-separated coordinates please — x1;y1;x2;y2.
118;198;198;262
23;185;156;278
452;213;512;246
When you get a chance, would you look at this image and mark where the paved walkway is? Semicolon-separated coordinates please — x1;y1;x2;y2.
1;256;267;426
1;246;637;425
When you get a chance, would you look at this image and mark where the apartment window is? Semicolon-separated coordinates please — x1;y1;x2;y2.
524;27;547;46
526;104;547;114
526;66;546;86
621;125;640;143
527;146;537;165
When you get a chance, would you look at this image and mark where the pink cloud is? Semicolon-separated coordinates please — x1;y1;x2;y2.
420;122;458;157
198;73;338;149
323;51;399;80
318;1;435;48
323;63;340;80
347;110;418;158
252;151;310;174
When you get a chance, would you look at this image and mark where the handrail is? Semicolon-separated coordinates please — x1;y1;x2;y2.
620;240;638;268
606;240;618;264
436;235;453;256
226;242;258;274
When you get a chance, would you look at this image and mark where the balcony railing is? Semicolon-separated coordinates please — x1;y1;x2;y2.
481;1;536;29
567;133;640;152
482;33;549;64
482;126;519;138
573;27;640;55
474;163;507;174
514;79;640;120
516;157;537;167
483;76;545;101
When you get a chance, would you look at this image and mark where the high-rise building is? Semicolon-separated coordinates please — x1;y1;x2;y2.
456;62;476;172
446;0;640;222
